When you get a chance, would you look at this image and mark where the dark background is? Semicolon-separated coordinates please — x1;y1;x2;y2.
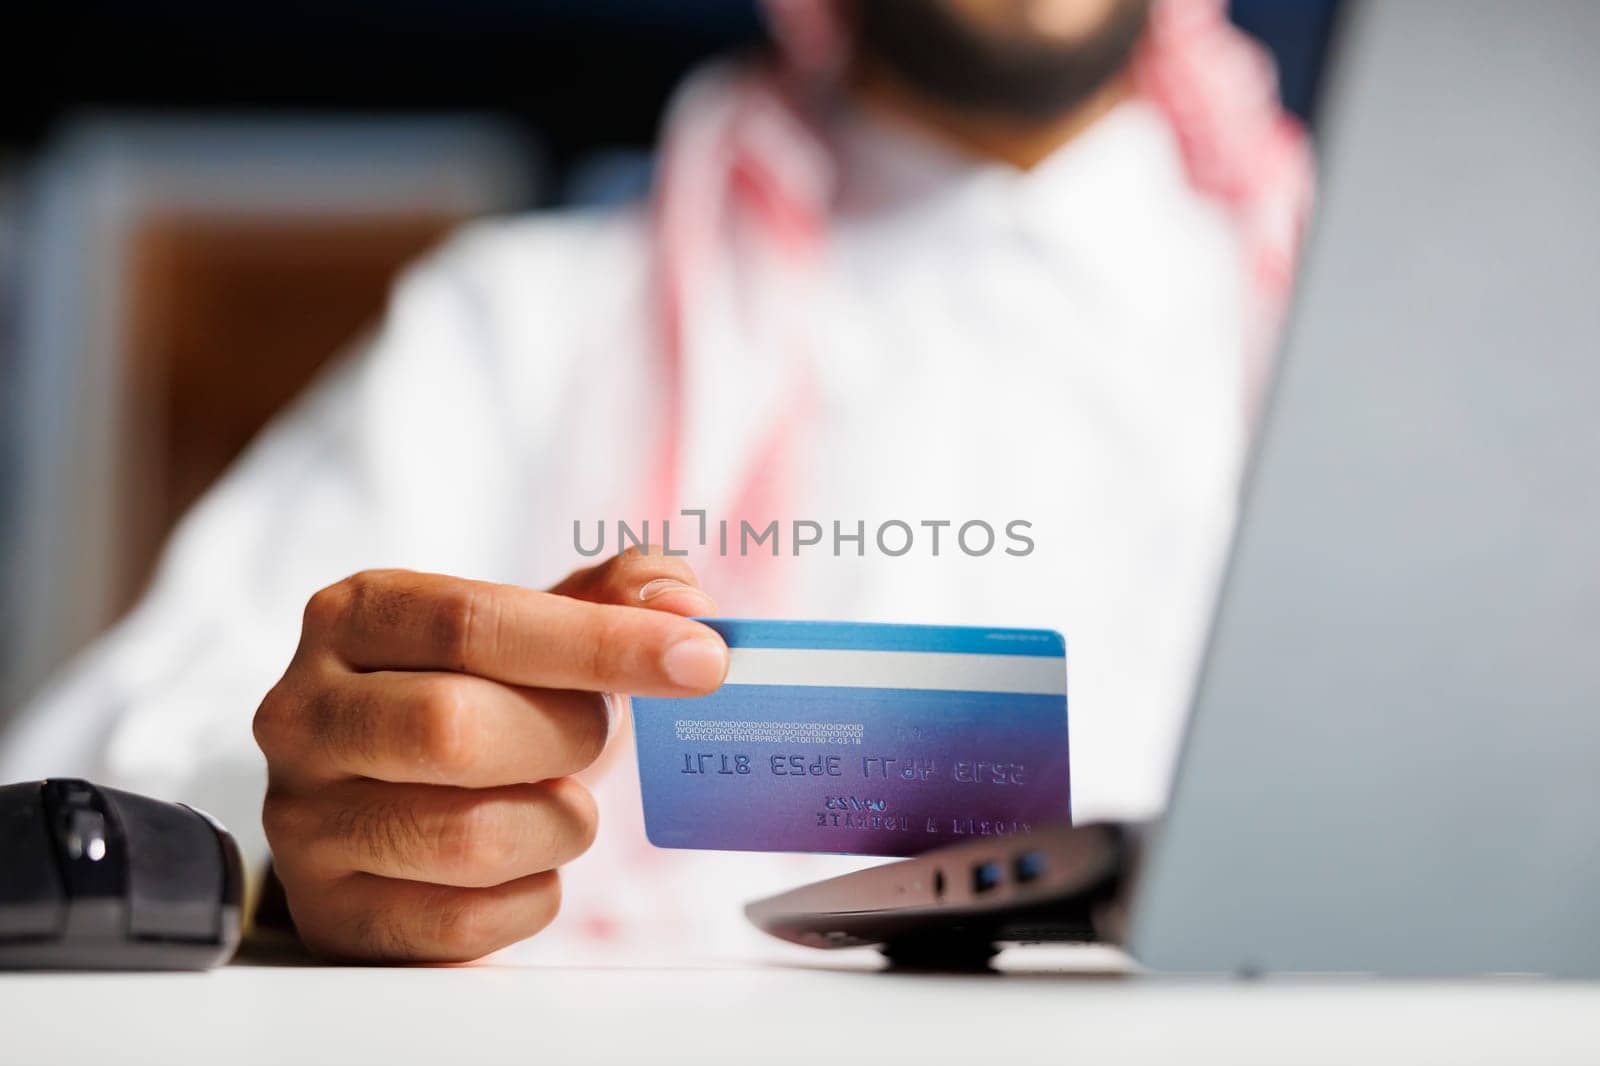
10;0;1341;193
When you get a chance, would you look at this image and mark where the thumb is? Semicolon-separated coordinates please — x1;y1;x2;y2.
548;546;719;619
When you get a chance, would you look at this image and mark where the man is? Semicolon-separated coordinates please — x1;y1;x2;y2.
0;0;1308;961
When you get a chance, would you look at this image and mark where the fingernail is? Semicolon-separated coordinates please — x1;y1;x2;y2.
640;578;717;611
662;636;728;690
640;578;696;601
601;691;627;735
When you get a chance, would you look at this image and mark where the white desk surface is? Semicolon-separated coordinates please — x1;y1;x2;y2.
6;947;1599;1066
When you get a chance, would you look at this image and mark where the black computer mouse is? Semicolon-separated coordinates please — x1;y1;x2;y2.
0;778;243;969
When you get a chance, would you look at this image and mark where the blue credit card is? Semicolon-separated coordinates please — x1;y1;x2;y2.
631;620;1069;856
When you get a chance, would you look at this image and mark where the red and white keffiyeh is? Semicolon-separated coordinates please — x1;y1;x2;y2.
650;0;1312;566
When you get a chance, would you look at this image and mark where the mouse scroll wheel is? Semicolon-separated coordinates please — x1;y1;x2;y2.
62;809;109;862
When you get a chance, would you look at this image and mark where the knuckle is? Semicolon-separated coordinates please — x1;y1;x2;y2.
303;581;352;635
430;586;485;672
413;680;477;776
259;790;303;850
351;903;421;962
307;685;340;741
251;686;290;754
440;799;511;882
342;568;382;603
565;695;610;771
430;894;497;960
580;611;630;683
303;686;336;746
560;780;600;857
612;545;651;567
334;797;425;871
526;870;564;935
294;682;379;770
348;569;417;630
543;872;564;923
526;780;597;867
323;803;366;858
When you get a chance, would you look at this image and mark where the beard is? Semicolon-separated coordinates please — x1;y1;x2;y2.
853;0;1152;124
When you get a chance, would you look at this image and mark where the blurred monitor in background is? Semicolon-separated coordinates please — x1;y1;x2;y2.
0;0;1334;964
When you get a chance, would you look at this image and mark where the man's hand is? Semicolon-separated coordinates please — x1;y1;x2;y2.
252;550;725;962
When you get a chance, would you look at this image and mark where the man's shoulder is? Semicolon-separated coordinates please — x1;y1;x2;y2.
378;203;657;395
419;204;653;316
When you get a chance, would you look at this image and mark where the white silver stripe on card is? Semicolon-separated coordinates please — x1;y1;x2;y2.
721;648;1066;695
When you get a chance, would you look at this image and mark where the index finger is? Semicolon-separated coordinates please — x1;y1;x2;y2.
306;570;728;696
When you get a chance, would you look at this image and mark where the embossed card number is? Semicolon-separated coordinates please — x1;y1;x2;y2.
676;752;1030;785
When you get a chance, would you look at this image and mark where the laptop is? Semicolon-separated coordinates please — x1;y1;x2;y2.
746;0;1600;977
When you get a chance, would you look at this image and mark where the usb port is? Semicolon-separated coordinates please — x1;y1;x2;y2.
1013;850;1046;884
971;861;1003;894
